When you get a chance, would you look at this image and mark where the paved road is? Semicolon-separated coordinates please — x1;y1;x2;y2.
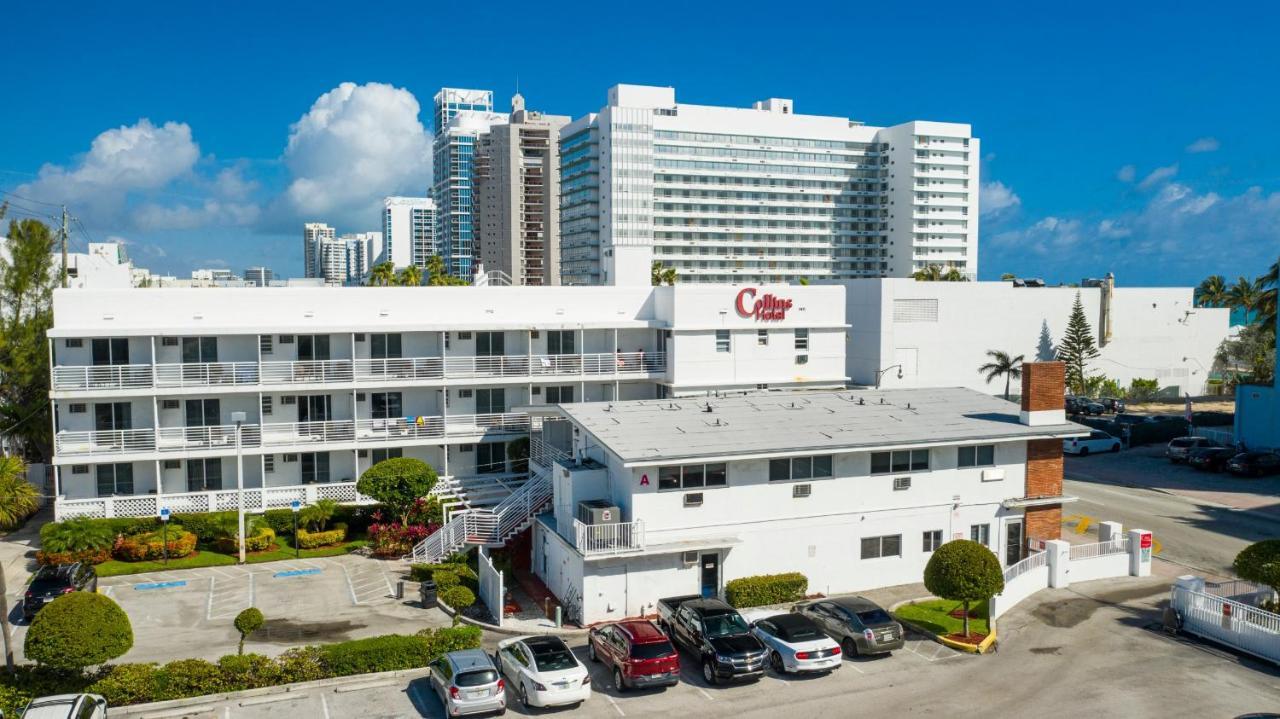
124;576;1280;719
1065;454;1280;577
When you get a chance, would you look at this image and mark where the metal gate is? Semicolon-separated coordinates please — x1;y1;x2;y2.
1171;583;1280;665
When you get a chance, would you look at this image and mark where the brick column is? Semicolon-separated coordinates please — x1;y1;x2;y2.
1020;361;1065;426
1021;362;1067;546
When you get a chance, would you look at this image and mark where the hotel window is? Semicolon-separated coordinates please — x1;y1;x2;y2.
757;329;768;346
476;443;506;474
958;445;996;468
96;463;134;496
715;330;731;353
658;463;727;491
923;530;943;553
870;449;930;474
769;455;833;481
545;386;575;404
371;392;403;420
794;329;809;350
301;452;331;484
860;534;902;559
186;458;224;492
370;447;402;465
970;523;991;547
370;333;402;360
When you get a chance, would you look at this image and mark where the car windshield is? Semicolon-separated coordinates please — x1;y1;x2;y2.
856;609;893;625
703;613;750;637
779;624;823;642
630;640;675;659
455;669;498;687
533;648;578;672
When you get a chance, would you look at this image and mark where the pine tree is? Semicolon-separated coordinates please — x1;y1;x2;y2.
1057;292;1100;395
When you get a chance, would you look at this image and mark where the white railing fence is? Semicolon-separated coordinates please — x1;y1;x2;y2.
410;466;552;564
1003;549;1048;583
1068;537;1130;561
154;362;260;388
55;481;376;520
52;364;154;391
1172;581;1280;665
573;519;645;556
477;547;505;628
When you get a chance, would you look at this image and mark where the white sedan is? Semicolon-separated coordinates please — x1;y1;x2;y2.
495;635;591;709
1063;429;1121;456
744;610;842;674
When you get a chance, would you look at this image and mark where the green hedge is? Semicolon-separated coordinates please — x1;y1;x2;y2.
409;562;478;593
297;524;347;549
724;572;809;608
25;592;134;670
320;634;435;676
439;585;476;613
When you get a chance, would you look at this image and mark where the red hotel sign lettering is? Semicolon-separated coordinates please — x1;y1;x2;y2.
735;288;793;321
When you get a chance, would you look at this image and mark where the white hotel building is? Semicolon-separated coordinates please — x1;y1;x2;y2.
560;84;978;287
47;284;846;521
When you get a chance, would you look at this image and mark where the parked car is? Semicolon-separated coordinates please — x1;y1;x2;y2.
743;610;842;674
1166;436;1215;463
1099;397;1126;413
588;619;680;691
23;563;97;621
1226;452;1280;478
428;649;506;717
1112;413;1159;426
793;597;904;656
657;595;767;685
495;635;590;709
1187;446;1238;472
1063;430;1122;456
1080;401;1106;416
16;694;108;719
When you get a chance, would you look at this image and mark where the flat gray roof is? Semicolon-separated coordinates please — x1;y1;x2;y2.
554;387;1088;465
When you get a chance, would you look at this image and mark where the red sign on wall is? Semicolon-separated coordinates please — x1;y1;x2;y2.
1140;533;1153;549
735;288;793;321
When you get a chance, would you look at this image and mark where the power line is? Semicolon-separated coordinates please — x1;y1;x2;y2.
0;188;63;208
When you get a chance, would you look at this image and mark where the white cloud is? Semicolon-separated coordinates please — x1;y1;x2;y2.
15;119;201;222
1097;219;1131;238
132;200;260;231
212;165;259;201
278;82;432;227
989;216;1083;255
1185;137;1220;153
1137;164;1178;191
979;181;1021;217
1116;165;1136;183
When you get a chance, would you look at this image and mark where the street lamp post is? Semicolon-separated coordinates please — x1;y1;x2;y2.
875;364;904;389
232;411;247;564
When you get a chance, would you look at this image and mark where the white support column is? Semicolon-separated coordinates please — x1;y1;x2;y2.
1128;529;1153;577
150;336;157;387
1098;521;1123;546
154;459;163;498
1045;539;1071;588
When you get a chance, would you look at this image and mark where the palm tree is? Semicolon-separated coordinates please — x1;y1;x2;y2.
0;456;39;529
368;262;396;287
978;350;1025;401
913;265;944;281
1196;274;1227;307
650;261;677;286
1258;259;1278;329
942;268;967;282
397;265;423;287
1225;276;1264;322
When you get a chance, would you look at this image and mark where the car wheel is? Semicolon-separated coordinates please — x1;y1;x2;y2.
519;682;530;708
770;651;785;674
702;660;717;686
1079;447;1090;456
842;638;858;658
614;666;627;692
1111;444;1121;453
588;641;598;662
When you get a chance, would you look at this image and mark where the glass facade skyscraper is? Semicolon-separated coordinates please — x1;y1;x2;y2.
431;89;505;280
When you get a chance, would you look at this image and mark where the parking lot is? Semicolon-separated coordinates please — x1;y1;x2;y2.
10;554;450;664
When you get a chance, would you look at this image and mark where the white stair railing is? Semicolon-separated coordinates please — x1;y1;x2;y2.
410;467;552;564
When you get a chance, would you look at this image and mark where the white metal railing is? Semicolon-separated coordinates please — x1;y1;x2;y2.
52;364;153;391
54;428;156;457
1068;537;1130;561
260;359;353;385
355;357;445;382
155;424;255;452
1172;586;1280;665
1204;579;1276;604
530;436;572;469
1003;549;1048;582
155;361;260;388
411;468;552;563
260;419;355;446
574;518;645;556
445;413;530;436
54;481;376;520
356;417;446;441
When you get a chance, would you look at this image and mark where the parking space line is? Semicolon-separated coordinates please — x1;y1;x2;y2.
209;567;240;580
206;577;216;621
341;563;360;605
377;562;395;598
696;687;715;701
605;694;626;716
320;693;330;719
845;661;865;674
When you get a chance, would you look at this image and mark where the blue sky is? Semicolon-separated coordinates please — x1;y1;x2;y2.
3;1;1277;285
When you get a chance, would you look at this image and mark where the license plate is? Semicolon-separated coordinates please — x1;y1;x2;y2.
554;682;570;690
467;690;486;699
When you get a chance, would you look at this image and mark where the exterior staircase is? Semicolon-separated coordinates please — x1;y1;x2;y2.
411;467;552;564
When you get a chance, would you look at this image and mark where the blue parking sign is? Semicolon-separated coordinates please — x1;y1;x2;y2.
159;507;170;522
291;500;301;513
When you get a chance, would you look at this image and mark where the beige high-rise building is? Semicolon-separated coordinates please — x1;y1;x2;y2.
302;222;335;278
474;94;570;285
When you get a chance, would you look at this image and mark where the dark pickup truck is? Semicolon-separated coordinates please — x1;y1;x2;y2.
657;595;767;685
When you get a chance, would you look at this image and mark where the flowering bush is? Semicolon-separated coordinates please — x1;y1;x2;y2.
36;548;112;566
113;529;197;562
367;509;438;557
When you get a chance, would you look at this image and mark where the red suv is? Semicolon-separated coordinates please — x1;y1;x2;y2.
588;619;680;691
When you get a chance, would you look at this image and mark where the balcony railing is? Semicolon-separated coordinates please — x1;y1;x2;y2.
574;518;645;556
54;352;666;394
54;413;532;458
54;481;376;520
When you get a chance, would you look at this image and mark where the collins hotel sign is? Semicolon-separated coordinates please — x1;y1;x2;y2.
735;288;793;321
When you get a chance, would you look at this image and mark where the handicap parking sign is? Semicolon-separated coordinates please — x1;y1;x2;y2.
291;500;301;512
158;507;171;522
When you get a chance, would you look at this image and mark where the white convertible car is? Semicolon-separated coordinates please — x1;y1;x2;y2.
743;610;842;674
495;635;592;709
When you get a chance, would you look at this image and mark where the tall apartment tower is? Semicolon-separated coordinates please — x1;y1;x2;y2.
381;197;437;269
559;84;979;286
317;236;348;286
302;222;336;278
431;88;507;280
474;94;571;285
340;231;382;284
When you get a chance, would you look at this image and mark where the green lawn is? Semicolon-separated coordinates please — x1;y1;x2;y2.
94;539;369;577
894;598;990;637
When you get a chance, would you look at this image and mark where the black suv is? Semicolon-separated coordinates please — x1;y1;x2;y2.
23;563;97;620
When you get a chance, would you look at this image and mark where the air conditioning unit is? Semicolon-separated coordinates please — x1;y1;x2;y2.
281;396;296;405
577;499;621;526
161;399;180;410
161;337;179;347
354;333;366;342
682;551;698;566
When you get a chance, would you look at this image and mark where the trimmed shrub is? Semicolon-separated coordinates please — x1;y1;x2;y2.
262;509;296;536
409;562;478;593
235;608;265;655
432;570;460;590
152;658;228;701
87;663;159;706
36;547;112;566
40;518;116;554
170;512;237;542
417;625;483;655
217;653;283;690
275;646;330;684
320;634;434;676
25;592;133;670
113;528;197;562
1234;540;1280;595
923;539;1005;637
1;666;93;717
439;585;476;612
296;523;347;549
725;572;809;608
215;526;275;554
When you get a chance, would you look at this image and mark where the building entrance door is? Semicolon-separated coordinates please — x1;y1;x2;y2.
1005;519;1024;566
700;553;719;598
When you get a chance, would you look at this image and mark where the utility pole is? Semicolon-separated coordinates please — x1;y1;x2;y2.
60;205;69;288
0;561;14;674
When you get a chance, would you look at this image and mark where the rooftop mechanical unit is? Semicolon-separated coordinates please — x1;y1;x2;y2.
577;499;621;526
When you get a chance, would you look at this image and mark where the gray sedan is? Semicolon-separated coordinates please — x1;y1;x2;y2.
794;597;905;656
